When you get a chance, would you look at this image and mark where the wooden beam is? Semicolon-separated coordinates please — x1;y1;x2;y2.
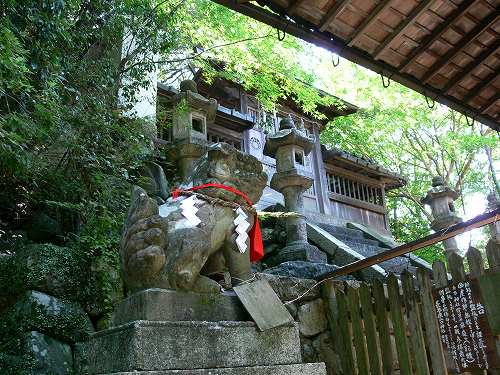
318;0;350;32
463;67;500;103
443;39;500;94
480;92;500;114
373;0;434;60
422;11;500;84
399;0;477;72
287;0;307;15
318;208;500;279
347;0;393;47
210;0;500;131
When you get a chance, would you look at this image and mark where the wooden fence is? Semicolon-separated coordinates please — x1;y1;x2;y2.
322;244;500;375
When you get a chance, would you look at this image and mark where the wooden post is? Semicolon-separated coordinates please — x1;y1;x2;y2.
359;283;382;375
373;280;394;374
336;288;356;374
347;286;370;375
416;268;448;375
401;271;431;375
387;274;412;375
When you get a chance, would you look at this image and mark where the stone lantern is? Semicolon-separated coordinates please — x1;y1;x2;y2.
167;80;217;179
264;117;326;265
421;176;462;257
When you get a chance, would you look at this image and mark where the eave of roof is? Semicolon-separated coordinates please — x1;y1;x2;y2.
321;145;407;189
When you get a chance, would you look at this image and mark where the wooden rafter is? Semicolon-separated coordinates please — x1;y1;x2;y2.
443;39;500;94
211;0;500;130
463;68;500;103
399;0;477;72
422;11;500;84
347;0;393;47
287;0;307;15
318;0;350;32
480;92;500;114
373;0;434;60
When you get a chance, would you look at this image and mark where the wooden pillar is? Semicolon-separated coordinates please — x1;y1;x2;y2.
310;123;331;215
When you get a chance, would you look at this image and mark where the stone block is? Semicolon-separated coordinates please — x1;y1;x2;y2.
94;363;327;375
266;243;327;267
297;299;328;337
4;291;94;343
77;320;302;373
24;331;73;375
256;273;320;302
111;289;249;326
263;261;341;281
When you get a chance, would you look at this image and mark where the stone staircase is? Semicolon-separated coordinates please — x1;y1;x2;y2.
316;223;416;275
75;289;327;375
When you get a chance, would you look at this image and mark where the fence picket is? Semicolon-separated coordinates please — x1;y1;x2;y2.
336;288;356;375
373;279;394;375
347;286;370;375
486;241;500;269
401;271;430;375
322;281;348;374
448;252;466;282
433;261;448;287
416;268;448;375
466;247;485;277
387;274;413;375
359;283;382;375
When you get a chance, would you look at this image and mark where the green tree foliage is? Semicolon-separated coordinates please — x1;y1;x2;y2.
319;62;498;262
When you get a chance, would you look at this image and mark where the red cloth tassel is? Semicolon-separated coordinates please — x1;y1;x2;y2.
172;183;264;262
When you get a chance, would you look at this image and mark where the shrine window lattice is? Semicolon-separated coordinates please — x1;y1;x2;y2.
208;132;241;150
326;173;383;206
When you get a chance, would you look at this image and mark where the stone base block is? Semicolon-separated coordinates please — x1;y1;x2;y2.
77;320;302;374
266;242;327;267
101;363;327;374
111;289;249;326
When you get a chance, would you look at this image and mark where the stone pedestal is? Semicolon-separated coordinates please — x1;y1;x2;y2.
166;140;207;180
263;119;326;268
76;289;327;375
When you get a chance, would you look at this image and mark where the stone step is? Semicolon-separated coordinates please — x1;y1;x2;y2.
327;233;380;247
77;320;302;374
342;241;387;257
111;289;249;326
317;224;365;239
98;363;327;375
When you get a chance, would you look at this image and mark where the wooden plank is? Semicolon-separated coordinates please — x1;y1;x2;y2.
401;271;431;375
373;280;394;374
374;0;434;60
322;281;348;373
287;0;307;15
447;252;466;282
347;286;370;375
387;274;412;375
319;208;500;280
336;288;356;374
318;0;350;32
486;239;500;268
416;268;448;375
443;39;500;94
422;11;500;84
433;260;449;287
463;67;500;104
478;273;500;335
480;92;499;114
359;283;382;375
233;279;294;331
466;246;485;278
399;0;477;72
347;0;393;47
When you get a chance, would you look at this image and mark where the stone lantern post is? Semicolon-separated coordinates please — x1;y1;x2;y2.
421;176;462;258
486;192;500;262
167;80;217;179
264;117;326;265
